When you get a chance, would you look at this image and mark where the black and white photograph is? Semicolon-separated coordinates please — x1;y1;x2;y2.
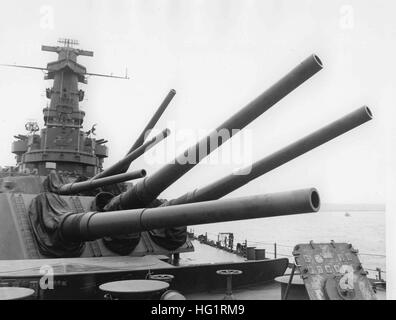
0;0;394;305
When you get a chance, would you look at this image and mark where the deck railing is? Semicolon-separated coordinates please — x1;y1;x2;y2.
190;230;386;281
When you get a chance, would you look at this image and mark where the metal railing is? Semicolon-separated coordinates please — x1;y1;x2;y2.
190;230;386;281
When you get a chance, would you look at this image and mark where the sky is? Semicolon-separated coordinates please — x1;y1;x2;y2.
0;0;395;206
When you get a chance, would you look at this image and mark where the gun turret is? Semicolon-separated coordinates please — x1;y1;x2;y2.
164;106;373;206
60;188;319;242
105;54;323;211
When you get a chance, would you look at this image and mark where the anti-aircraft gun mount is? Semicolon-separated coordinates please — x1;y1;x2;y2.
0;40;374;299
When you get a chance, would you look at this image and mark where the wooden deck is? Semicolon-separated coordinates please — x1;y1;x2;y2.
0;255;173;277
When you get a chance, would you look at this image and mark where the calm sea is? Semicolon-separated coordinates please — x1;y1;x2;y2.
190;211;386;279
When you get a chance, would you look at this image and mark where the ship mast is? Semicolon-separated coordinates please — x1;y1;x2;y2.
6;38;128;177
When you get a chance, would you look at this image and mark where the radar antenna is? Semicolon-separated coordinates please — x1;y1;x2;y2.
0;38;129;80
58;38;79;48
25;121;40;135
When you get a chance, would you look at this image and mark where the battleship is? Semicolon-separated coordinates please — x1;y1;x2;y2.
0;39;381;300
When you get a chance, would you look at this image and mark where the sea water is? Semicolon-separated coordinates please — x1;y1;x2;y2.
190;211;386;279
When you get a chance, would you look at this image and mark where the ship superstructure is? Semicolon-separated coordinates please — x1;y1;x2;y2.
10;39;108;177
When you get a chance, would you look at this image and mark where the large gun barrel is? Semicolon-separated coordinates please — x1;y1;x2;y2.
61;188;320;242
166;106;372;206
93;89;175;180
92;129;170;180
127;89;176;155
106;55;323;210
56;170;146;195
